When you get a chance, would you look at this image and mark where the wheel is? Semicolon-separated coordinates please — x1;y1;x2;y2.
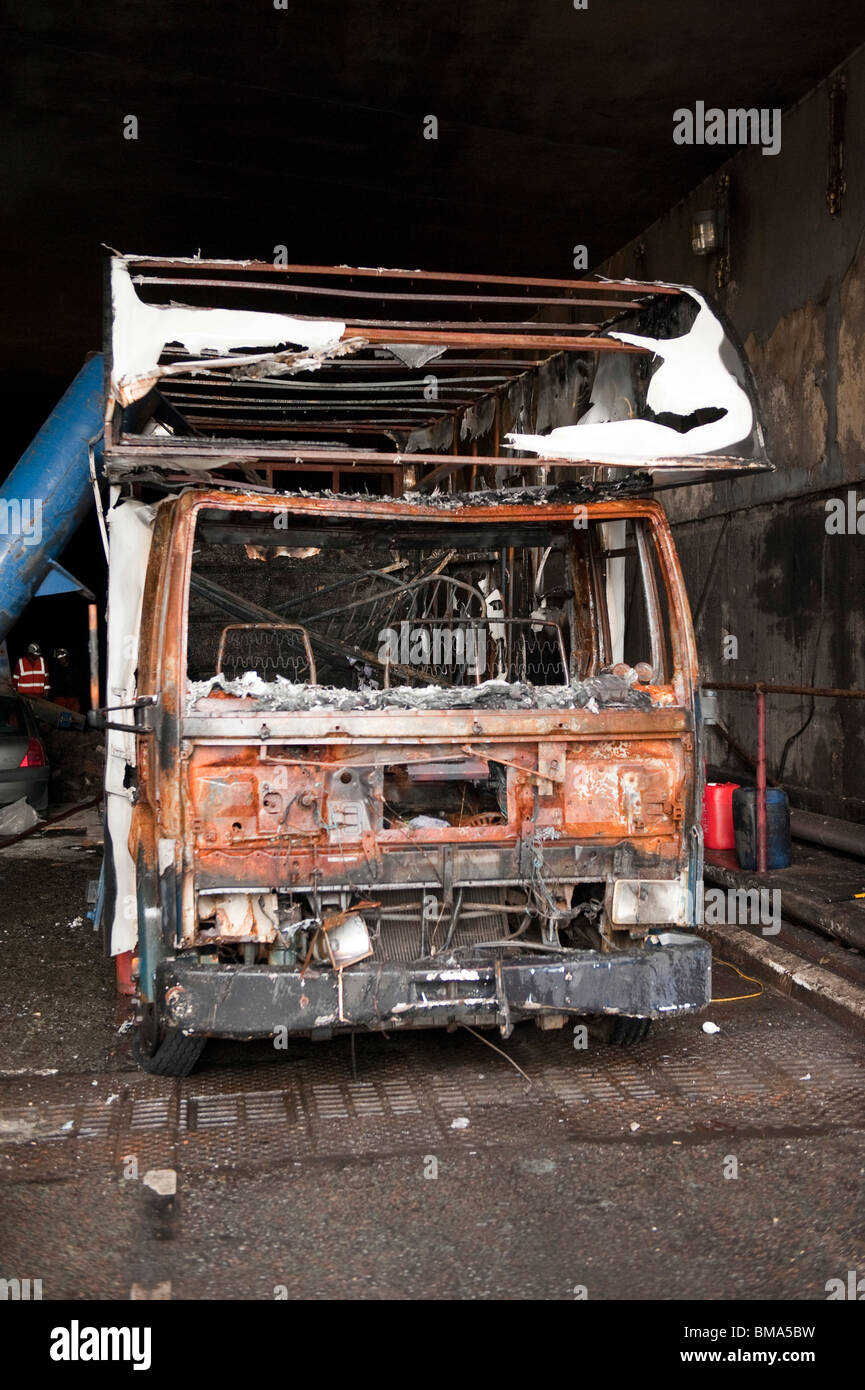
586;1015;652;1046
607;1016;652;1046
133;1003;206;1077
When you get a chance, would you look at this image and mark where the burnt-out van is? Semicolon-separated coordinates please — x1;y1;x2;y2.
99;255;770;1073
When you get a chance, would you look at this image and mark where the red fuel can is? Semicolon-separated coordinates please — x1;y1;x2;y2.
115;949;136;996
703;781;740;850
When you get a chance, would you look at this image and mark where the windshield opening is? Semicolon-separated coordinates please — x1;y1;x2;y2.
184;507;675;709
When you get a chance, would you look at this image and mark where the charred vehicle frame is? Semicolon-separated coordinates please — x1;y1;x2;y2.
97;255;771;1073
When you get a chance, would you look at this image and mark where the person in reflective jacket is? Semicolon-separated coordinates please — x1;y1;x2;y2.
12;642;50;697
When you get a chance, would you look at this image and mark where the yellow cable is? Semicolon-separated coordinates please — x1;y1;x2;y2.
710;957;764;1002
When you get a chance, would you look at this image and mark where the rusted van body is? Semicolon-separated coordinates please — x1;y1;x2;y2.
99;255;769;1072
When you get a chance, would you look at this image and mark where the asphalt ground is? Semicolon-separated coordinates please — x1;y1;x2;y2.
1;850;863;1301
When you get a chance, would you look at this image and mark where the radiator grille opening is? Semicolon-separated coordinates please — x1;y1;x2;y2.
366;888;516;962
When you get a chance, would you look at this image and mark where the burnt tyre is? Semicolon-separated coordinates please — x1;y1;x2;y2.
609;1015;652;1045
133;1003;206;1077
587;1015;653;1046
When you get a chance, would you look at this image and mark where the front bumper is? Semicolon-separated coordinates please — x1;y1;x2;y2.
160;931;711;1037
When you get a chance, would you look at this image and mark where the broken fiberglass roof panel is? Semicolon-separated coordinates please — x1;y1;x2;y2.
102;254;771;489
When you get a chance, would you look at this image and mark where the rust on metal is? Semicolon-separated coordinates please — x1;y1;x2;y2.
127;488;699;967
102;254;780;1051
104;252;770;493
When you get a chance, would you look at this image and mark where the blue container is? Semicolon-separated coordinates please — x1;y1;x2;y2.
732;786;792;870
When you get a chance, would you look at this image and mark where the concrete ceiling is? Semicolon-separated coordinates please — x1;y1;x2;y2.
4;0;865;423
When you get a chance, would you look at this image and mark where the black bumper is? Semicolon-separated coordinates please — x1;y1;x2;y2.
161;932;711;1037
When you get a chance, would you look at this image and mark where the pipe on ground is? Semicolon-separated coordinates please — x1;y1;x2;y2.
790;808;865;859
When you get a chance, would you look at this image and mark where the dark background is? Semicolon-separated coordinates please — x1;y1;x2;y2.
5;1;865;430
3;0;865;671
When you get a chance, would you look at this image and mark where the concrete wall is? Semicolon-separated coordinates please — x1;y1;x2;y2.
599;43;865;819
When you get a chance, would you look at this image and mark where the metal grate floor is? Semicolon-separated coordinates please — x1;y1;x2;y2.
2;976;864;1184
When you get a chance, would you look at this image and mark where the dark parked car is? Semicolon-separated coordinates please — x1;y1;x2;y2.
0;694;49;812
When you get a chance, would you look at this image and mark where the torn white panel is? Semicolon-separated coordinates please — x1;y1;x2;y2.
111;260;346;404
386;343;447;369
504;287;753;462
105;496;156;955
479;582;506;644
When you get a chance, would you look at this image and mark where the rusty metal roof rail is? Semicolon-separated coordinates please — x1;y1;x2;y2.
103;253;771;495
